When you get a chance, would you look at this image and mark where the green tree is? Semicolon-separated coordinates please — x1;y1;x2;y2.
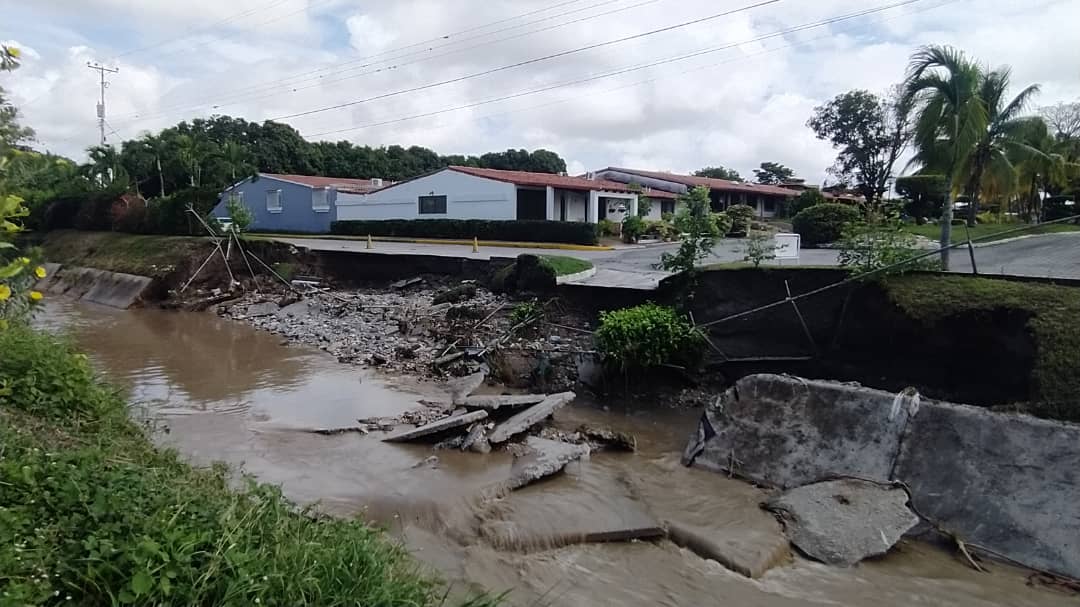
140;133;170;197
1014;119;1078;221
694;166;742;181
219;141;254;181
903;45;986;267
895;174;948;221
661;186;716;277
83;145;127;189
753;161;795;185
0;87;33;151
808;87;911;209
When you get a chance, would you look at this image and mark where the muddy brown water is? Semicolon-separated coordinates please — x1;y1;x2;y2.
38;300;1070;607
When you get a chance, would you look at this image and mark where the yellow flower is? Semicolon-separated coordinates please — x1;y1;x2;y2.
7;47;19;58
34;266;46;279
0;284;10;301
29;290;43;302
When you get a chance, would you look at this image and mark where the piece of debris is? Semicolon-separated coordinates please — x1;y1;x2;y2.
460;423;488;452
665;520;791;579
412;455;440;469
446;370;488;405
308;426;369;436
765;478;919;566
382;410;488;443
507;436;590;490
395;344;420;360
246;302;279;317
578;424;637;452
463;394;548;411
432;351;465;368
277;300;312;318
433;283;477;304
391;277;423;290
367;354;388;366
434;435;465;450
488;392;576;444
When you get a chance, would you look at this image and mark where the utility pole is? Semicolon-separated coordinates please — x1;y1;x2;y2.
86;61;119;147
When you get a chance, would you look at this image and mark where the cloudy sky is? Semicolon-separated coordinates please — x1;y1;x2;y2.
4;0;1078;182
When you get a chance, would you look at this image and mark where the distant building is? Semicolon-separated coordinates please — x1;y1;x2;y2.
212;173;388;233
592;167;797;218
336;166;677;224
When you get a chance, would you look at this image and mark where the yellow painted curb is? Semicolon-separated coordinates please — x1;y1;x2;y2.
250;233;614;251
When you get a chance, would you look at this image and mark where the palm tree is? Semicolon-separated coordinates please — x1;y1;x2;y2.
1014;120;1078;221
903;45;986;268
219;141;253;181
84;144;127;188
173;134;197;188
140;133;169;197
958;68;1041;225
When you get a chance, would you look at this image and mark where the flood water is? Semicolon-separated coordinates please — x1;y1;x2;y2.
39;300;1070;606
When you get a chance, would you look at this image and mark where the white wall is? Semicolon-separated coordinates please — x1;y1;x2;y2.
555;189;588;222
336;169;515;221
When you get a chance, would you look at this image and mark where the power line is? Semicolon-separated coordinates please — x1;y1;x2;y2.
86;61;120;146
269;0;782;123
110;0;641;125
111;0;294;59
306;0;937;138
315;0;959;139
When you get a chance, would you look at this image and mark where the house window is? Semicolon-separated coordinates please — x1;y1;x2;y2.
266;190;282;213
418;195;447;215
763;197;776;214
661;200;675;215
312;188;330;212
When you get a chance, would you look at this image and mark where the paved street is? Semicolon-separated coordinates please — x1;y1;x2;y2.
950;232;1080;279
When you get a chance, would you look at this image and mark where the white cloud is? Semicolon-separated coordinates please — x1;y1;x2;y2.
3;0;1077;184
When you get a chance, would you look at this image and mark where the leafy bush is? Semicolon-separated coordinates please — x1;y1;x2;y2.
742;230;776;267
785;189;826;218
621;215;646;243
333;218;598;245
595;303;705;371
510;300;544;326
597;218;618;237
711;212;733;237
792;203;861;247
42;187;222;236
837;219;939;276
662;187;718;277
644;219;678;241
725;204;756;235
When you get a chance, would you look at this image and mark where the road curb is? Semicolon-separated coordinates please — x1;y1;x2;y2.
251;233;613;252
556;267;598;285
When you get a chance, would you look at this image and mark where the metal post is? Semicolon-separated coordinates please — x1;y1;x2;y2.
963;223;978;275
86;61;119;146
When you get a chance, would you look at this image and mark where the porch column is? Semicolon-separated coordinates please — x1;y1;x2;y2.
628;194;639;218
587;191;600;224
545;186;555;220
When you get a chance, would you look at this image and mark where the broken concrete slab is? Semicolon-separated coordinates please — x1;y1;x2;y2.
460;423;487;452
446;370;487;405
507;436;589;490
665;520;791;579
391;277;423;289
682;374;914;489
488;392;576;444
463;394;548;411
277;300;312;318
578;424;637;452
382;410;488;443
765;479;918;566
246;302;280;317
896;402;1080;580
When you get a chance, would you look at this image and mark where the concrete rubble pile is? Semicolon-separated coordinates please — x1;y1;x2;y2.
218;278;592;384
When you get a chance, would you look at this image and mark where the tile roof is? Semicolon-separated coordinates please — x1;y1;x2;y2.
449;166;677;198
600;167;799;197
263;173;385;194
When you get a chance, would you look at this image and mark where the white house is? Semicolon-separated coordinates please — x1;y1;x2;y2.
336;166;677;224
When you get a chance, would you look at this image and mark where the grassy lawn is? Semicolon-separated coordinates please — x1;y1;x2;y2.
40;230;211;278
901;222;1080;244
885;274;1080;421
541;255;594;276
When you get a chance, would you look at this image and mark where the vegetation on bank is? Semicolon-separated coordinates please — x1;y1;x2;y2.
0;326;498;606
884;274;1080;421
40;230;210;278
540;255;592;276
594;303;705;372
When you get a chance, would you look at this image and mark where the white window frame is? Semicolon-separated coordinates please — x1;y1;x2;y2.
266;189;282;213
418;195;448;215
312;187;330;213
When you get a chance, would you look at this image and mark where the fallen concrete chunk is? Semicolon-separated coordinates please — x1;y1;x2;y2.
277;300;312;318
246;302;279;317
446;370;487;405
765;479;919;566
460;423;487;451
488;392;575;444
391;277;423;289
382;410;487;443
463;394;548;411
578;424;637;452
507;437;589;490
666;520;790;579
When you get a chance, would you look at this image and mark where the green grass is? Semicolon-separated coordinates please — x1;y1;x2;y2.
0;325;500;606
885;274;1080;421
540;255;593;276
41;230;211;278
901;222;1080;245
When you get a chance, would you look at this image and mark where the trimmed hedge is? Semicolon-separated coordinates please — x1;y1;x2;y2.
792;203;861;247
331;219;599;245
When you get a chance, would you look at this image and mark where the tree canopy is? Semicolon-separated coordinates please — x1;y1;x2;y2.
808;88;911;207
693;166;743;181
753;161;796;185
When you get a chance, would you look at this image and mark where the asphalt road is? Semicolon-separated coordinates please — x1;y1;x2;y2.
949;232;1080;279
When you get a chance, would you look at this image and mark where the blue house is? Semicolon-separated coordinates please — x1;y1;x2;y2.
211;173;386;233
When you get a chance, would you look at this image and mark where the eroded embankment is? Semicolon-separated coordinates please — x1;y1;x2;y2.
684;373;1080;580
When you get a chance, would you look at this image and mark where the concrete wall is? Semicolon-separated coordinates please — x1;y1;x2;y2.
212;175;336;233
36;263;154;309
336;169;516;221
683;374;1080;579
